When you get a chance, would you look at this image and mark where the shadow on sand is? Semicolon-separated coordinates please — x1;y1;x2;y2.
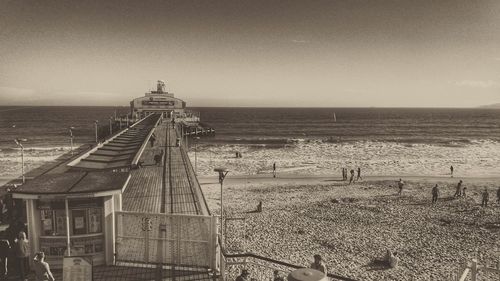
364;259;392;271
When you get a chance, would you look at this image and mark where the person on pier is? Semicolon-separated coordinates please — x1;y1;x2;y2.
14;231;29;281
33;252;55;281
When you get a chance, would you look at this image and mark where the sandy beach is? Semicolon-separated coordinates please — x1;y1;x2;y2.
199;175;500;281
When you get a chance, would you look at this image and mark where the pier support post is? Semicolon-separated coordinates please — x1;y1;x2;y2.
104;196;116;265
471;259;478;281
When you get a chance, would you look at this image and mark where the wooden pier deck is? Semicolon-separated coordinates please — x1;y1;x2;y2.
122;119;209;215
122;121;165;213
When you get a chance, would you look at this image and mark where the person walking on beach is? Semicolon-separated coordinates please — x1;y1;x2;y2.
356;167;362;181
432;184;439;203
273;162;276;178
481;188;489;207
310;254;327;276
14;231;29;281
397;179;404;196
497;187;500;204
454;180;463;198
33;252;55;281
349;169;355;184
462;186;467;198
450;165;454;177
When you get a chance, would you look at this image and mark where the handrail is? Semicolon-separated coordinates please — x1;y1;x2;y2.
131;114;162;165
176;127;211;216
179;145;200;214
222;250;359;281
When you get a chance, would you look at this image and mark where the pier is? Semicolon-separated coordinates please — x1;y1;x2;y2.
1;80;357;281
6;113;219;281
122;120;209;214
2;113;359;281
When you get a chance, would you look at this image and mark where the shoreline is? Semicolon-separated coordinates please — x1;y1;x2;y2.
198;174;500;184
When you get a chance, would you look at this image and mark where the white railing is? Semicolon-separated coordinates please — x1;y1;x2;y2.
455;259;500;281
115;211;218;271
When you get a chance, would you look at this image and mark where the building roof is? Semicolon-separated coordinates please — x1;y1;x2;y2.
68;114;161;171
11;171;130;198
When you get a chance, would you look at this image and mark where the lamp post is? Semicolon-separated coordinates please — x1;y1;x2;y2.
69;127;74;155
94;120;99;143
14;138;27;183
109;117;113;135
214;168;229;247
194;137;200;175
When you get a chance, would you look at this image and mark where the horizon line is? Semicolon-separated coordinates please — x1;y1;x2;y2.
1;104;498;109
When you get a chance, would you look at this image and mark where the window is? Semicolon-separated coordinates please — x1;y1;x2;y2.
37;199;104;258
41;210;53;236
72;209;87;235
39;203;103;236
55;210;67;236
88;208;102;233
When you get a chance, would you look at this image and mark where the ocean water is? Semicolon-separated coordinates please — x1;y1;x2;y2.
1;106;500;179
192;107;500;144
189;107;500;177
0;106;128;180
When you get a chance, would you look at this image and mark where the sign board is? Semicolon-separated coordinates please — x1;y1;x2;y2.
37;198;103;210
142;100;175;106
63;256;93;281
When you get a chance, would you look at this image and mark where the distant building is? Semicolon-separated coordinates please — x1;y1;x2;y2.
130;80;186;119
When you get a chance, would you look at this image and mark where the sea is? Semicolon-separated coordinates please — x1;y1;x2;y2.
1;106;500;180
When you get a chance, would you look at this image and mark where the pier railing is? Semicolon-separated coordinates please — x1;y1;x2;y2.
221;250;359;281
115;211;218;272
173;121;211;216
179;144;211;216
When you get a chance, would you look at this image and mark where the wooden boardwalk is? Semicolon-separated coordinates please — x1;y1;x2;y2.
165;125;202;215
122;122;164;213
122;119;209;215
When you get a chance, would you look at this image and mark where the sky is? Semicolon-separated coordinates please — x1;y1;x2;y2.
1;0;499;107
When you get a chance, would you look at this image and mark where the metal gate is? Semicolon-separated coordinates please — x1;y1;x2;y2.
115;211;218;271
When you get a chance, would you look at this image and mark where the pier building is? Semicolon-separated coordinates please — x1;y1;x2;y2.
10;171;128;267
130;80;186;119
